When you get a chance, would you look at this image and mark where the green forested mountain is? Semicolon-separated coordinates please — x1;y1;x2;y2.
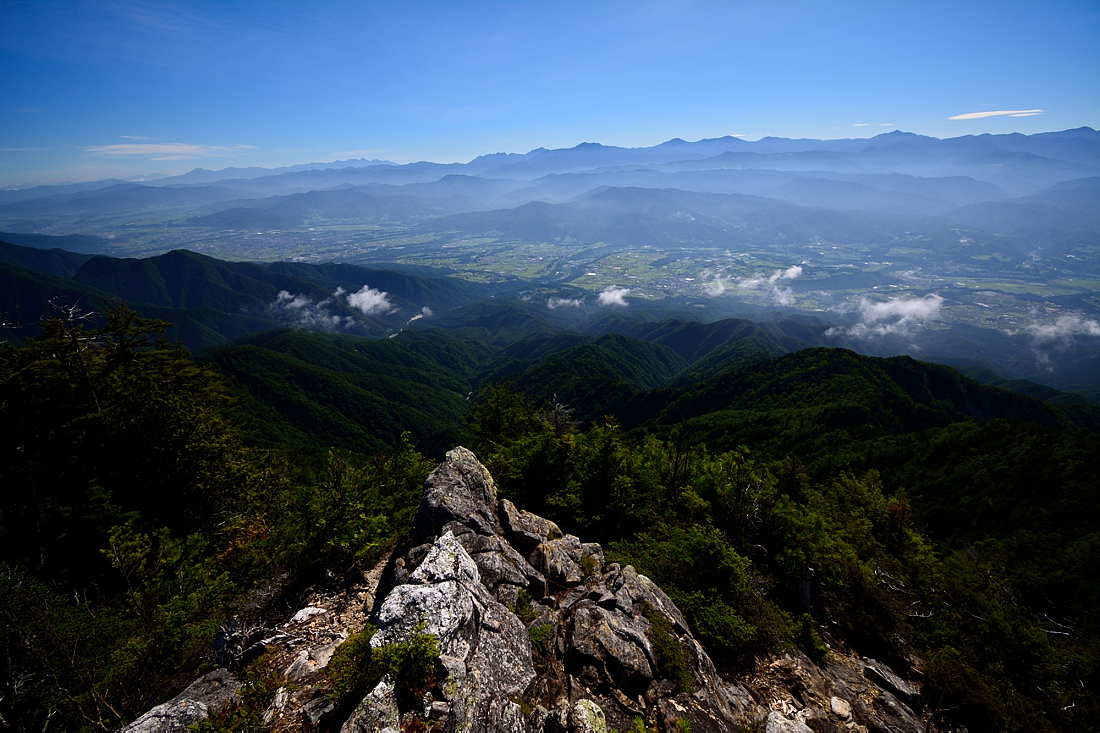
0;239;93;277
204;328;494;455
0;244;500;351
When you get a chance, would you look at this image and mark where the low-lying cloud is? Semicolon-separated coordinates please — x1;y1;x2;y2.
736;266;802;306
548;297;583;309
826;294;943;339
272;290;355;332
597;286;630;307
1027;314;1100;344
271;283;397;331
347;285;395;315
1026;313;1100;371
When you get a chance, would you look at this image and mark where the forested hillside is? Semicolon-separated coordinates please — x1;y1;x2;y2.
1;291;1097;730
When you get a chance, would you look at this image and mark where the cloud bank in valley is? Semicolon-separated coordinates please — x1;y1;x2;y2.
597;287;630;307
548;297;583;309
826;294;944;339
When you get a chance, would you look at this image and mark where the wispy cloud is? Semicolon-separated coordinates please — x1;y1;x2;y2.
1025;313;1100;371
84;142;257;160
548;297;583;309
949;109;1042;120
853;123;869;127
736;266;802;306
119;135;152;140
826;294;943;339
597;286;630;307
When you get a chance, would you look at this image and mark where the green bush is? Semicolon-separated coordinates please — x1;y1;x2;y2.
325;624;439;711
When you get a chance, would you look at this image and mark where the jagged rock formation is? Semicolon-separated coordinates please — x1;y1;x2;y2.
355;446;758;732
124;447;929;732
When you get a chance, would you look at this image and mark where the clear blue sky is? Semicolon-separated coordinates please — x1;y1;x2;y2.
2;0;1098;187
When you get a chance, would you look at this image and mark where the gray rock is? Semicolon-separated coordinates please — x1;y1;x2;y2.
862;657;921;712
764;710;814;733
121;668;240;731
500;498;563;550
341;678;400;733
416;447;502;538
531;537;585;587
569;603;654;691
121;699;212;732
466;601;536;700
546;699;608;733
409;530;481;586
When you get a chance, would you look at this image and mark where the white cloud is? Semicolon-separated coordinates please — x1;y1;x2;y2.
1027;314;1100;344
84;142;257;160
703;276;730;296
271;290;352;332
826;294;943;339
948;109;1042;120
853;123;869;127
597;286;630;307
737;266;802;305
420;306;433;317
347;285;395;315
548;297;583;309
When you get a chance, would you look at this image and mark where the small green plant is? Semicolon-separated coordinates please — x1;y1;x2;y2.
510;589;539;623
629;717;654;733
677;718;693;732
639;603;693;694
325;625;377;700
528;622;553;653
797;613;829;664
508;693;536;716
579;554;599;576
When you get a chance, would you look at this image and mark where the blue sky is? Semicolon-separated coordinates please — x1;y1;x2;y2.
2;0;1098;187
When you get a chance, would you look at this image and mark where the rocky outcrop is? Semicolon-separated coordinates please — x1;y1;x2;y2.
124;446;931;732
351;447;759;732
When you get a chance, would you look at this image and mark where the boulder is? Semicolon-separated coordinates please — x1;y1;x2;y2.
120;669;240;732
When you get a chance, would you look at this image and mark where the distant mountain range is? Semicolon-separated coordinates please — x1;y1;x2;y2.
2;128;1096;229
